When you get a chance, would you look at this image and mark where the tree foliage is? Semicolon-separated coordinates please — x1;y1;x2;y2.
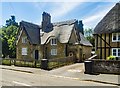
2;25;18;58
84;28;95;47
6;16;18;27
1;16;18;58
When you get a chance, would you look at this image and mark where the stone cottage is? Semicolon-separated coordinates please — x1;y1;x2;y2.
16;12;92;62
94;2;120;59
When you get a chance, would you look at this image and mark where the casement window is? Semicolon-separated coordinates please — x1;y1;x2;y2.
22;48;27;55
112;33;120;42
112;48;120;57
51;49;57;55
51;38;57;45
22;37;27;43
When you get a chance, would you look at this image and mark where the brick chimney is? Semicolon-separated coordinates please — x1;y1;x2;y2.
42;12;52;32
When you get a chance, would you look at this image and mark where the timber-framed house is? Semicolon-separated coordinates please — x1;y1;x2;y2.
94;2;120;59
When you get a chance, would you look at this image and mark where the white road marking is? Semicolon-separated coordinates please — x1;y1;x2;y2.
67;69;82;72
13;81;31;86
51;75;80;80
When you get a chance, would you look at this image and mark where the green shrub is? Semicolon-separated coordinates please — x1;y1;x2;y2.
14;60;41;68
2;59;11;65
107;55;116;60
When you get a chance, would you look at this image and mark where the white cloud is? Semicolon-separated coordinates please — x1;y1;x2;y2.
83;4;115;28
84;15;101;23
50;2;83;20
29;1;117;28
32;2;47;11
32;2;83;22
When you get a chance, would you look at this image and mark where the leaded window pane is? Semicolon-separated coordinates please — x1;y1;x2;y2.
113;49;116;56
113;34;116;41
118;49;120;56
118;33;120;40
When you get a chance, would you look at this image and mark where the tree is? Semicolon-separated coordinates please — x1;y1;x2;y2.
6;16;18;27
2;25;18;57
2;25;18;58
84;28;95;47
1;16;18;58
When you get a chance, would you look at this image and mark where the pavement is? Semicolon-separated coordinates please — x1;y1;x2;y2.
0;63;120;86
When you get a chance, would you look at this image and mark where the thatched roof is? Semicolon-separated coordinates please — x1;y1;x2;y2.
94;2;120;34
19;19;92;46
41;19;77;44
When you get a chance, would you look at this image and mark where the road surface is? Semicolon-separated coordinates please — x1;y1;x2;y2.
0;65;118;87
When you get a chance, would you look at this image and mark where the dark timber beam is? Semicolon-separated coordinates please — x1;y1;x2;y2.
100;34;102;59
104;34;106;59
96;34;98;50
108;34;110;56
97;34;111;48
97;47;120;48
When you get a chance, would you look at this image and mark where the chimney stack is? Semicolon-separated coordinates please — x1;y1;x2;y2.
42;12;52;32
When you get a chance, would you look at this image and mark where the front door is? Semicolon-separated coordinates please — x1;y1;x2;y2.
79;48;82;61
45;47;47;59
35;50;39;60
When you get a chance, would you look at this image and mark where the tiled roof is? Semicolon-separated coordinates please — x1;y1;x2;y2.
79;32;92;46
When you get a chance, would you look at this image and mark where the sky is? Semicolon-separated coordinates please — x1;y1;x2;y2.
1;0;120;29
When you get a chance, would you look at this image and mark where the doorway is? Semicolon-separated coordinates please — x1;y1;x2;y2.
35;50;39;60
45;47;48;59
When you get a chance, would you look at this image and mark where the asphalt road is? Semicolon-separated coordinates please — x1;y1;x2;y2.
1;64;118;87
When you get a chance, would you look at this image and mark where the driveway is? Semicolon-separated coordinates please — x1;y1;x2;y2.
49;63;119;86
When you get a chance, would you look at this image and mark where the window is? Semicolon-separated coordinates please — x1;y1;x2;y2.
118;33;120;40
112;33;120;42
22;48;27;55
112;49;116;56
51;49;57;55
51;38;57;45
112;33;117;41
118;49;120;56
112;48;120;57
22;37;27;43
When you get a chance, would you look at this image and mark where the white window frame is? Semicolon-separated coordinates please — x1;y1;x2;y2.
22;37;27;43
51;38;57;45
112;48;120;57
112;33;120;42
22;48;27;55
51;49;57;55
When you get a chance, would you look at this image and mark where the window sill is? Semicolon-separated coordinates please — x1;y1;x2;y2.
51;54;57;56
51;44;57;45
112;40;120;42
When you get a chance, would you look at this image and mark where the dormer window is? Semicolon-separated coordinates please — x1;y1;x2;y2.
51;38;57;45
22;37;27;43
112;33;120;42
